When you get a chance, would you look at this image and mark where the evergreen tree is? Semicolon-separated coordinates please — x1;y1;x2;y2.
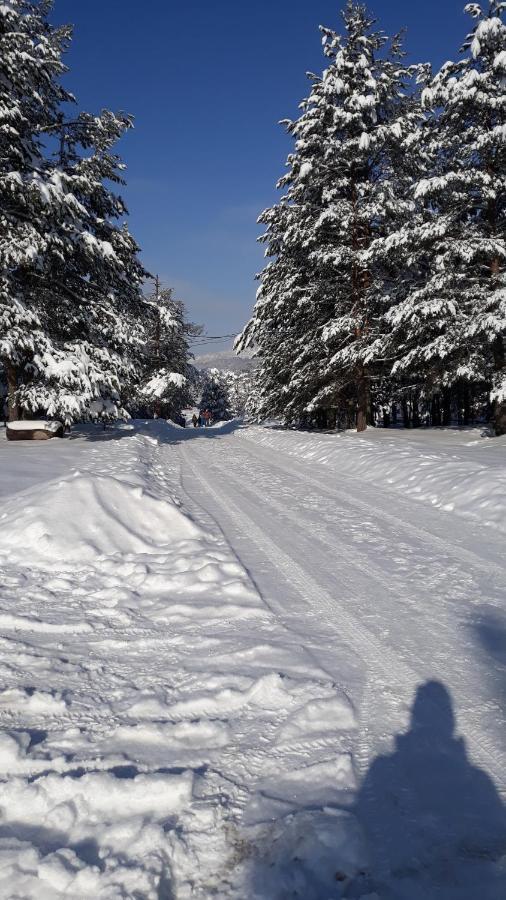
380;1;506;434
0;0;70;419
0;1;147;424
313;6;423;431
200;369;232;421
24;110;148;423
238;2;422;431
223;370;256;417
136;281;201;419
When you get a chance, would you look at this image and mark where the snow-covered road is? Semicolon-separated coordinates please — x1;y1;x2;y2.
181;426;506;773
180;424;506;897
0;421;505;899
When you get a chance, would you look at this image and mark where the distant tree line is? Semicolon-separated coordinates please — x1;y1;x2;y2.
198;368;255;421
237;1;506;435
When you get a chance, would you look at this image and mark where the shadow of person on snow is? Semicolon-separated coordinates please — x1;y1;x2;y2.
232;681;506;899
351;680;506;899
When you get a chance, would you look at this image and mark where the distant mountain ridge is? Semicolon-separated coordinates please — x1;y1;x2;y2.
194;348;256;373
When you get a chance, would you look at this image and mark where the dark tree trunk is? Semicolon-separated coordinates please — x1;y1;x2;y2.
494;400;506;436
367;394;375;427
356;368;368;433
412;393;421;428
464;393;471;426
401;397;411;428
347;400;355;430
315;408;327;429
492;336;506;435
442;389;452;427
461;382;471;426
391;403;398;426
431;395;442;426
383;410;391;429
5;362;19;421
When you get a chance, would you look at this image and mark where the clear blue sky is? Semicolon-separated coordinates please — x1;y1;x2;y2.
51;0;472;347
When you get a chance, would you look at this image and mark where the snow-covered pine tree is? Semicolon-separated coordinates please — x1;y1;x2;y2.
237;189;326;424
237;3;422;431
0;0;71;420
222;370;256;417
381;1;506;434
136;281;201;420
200;369;232;421
1;1;147;424
22;108;148;423
313;6;423;432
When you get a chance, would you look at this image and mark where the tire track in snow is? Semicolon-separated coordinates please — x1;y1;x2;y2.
180;443;388;787
236;432;506;581
198;444;506;791
204;450;490;689
179;442;505;789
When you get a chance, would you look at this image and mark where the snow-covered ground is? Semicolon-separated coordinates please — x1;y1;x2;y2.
246;424;506;533
0;421;504;899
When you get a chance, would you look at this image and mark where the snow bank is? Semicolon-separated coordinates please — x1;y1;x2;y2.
0;423;368;898
0;769;192;898
0;471;201;566
242;426;506;534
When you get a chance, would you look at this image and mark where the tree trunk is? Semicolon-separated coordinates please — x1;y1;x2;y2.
412;393;421;428
486;155;503;434
5;362;19;421
461;382;471;426
464;393;471;426
492;336;506;436
347;400;355;430
442;389;452;427
493;400;506;436
356;368;368;433
401;397;411;428
367;394;375;427
431;395;442;426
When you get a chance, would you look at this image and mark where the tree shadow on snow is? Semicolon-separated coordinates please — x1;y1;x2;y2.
245;681;506;900
160;418;244;443
67;418;245;443
469;609;506;706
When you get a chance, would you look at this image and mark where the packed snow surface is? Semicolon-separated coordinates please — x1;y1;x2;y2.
0;420;504;899
248;423;506;533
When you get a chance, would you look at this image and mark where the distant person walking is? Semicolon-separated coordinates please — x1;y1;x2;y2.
192;414;198;428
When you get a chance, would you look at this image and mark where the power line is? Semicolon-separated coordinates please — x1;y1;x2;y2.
188;333;237;347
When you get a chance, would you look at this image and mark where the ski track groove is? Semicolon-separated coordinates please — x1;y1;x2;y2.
179;439;505;792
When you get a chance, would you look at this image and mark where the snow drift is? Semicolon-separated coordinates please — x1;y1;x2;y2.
0;472;201;566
